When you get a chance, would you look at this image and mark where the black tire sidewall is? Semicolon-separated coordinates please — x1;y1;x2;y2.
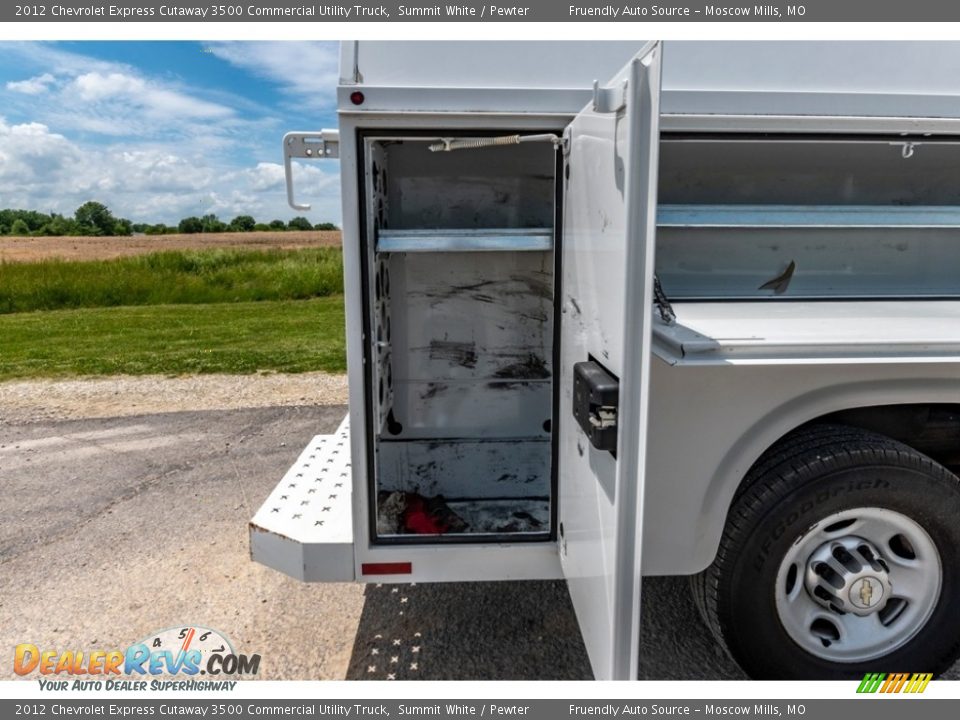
720;463;960;679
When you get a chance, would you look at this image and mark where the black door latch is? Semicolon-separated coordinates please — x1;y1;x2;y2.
573;360;619;453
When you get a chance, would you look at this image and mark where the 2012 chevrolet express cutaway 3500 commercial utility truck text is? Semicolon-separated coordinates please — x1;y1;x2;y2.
249;41;960;680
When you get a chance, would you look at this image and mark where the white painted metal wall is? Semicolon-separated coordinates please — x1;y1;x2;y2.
346;41;960;122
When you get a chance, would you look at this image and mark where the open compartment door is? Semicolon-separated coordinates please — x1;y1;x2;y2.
558;42;662;680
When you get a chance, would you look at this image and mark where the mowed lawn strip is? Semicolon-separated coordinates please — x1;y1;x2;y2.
0;248;343;314
0;297;346;379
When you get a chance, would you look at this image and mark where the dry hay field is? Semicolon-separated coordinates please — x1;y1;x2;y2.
0;230;341;263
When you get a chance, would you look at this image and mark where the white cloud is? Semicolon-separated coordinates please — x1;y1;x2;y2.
72;71;143;100
0;116;341;225
51;70;238;140
204;42;340;108
245;162;286;191
70;72;231;120
0;44;244;141
241;161;338;200
6;73;56;95
0;42;343;225
115;150;214;193
290;161;340;197
0;43;123;78
0;118;85;190
204;189;261;218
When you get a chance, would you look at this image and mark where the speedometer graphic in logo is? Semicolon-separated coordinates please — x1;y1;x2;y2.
136;626;234;673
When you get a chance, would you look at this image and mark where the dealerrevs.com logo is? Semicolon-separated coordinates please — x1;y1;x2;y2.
14;626;260;691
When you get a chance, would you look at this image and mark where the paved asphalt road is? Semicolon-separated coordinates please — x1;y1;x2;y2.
1;406;955;681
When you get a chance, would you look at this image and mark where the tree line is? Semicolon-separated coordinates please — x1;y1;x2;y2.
0;202;337;237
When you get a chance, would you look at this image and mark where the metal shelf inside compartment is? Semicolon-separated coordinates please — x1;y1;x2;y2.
377;228;553;252
657;204;960;228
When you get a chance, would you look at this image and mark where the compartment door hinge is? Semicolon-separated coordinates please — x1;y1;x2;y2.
592;79;628;114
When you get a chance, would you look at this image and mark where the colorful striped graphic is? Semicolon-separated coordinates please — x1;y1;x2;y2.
857;672;933;694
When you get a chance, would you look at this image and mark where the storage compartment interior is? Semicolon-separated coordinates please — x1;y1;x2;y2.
364;135;558;541
656;135;960;299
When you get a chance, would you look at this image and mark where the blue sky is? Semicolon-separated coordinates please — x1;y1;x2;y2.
0;41;342;225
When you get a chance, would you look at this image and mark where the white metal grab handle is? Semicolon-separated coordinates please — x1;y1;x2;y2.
283;130;340;211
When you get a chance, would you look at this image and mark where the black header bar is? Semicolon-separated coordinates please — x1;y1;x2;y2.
5;0;960;22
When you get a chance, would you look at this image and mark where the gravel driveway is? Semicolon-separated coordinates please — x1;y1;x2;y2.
2;376;954;681
1;400;597;681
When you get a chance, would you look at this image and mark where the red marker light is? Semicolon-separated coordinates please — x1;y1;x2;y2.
350;91;365;106
361;562;412;575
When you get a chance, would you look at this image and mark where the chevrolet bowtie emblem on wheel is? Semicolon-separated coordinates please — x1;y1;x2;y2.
857;673;933;694
851;577;883;609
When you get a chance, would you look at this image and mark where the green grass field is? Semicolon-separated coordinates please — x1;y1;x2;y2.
0;297;346;380
0;248;347;379
0;248;343;314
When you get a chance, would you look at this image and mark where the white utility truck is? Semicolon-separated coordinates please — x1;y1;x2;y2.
250;41;960;680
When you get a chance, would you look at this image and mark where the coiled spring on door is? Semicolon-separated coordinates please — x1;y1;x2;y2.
428;134;560;152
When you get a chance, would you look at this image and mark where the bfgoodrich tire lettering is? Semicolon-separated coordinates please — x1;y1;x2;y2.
692;424;960;679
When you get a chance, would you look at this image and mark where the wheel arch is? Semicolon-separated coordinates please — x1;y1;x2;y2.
692;377;960;573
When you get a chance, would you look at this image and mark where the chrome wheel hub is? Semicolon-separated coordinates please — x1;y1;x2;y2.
804;536;893;617
775;507;941;663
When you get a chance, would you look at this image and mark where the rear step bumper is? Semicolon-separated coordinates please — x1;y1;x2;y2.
249;415;355;582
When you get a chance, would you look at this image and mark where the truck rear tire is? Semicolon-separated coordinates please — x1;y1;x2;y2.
691;424;960;679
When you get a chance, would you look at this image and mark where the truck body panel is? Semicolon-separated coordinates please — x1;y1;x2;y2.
250;39;960;679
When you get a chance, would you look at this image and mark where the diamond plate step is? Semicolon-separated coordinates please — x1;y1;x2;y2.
249;415;354;581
